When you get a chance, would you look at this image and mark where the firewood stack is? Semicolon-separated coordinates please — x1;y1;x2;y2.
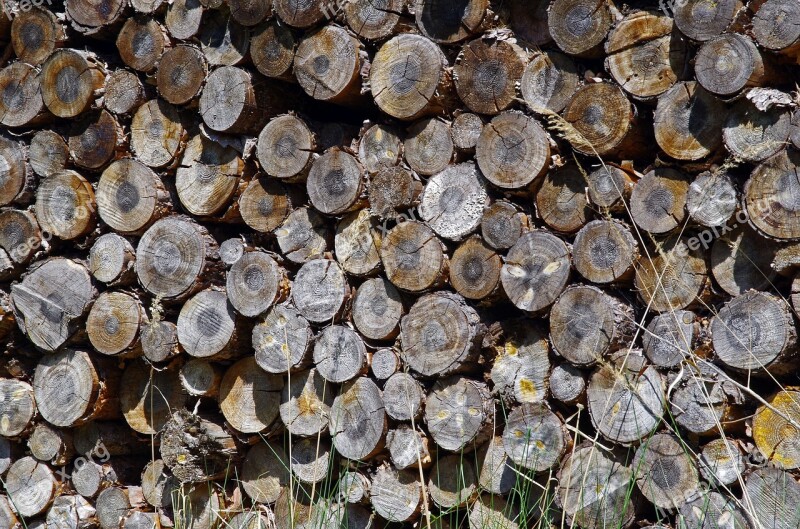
3;0;800;527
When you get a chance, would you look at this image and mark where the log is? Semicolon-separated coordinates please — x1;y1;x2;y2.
179;358;221;397
123;511;161;529
677;491;749;529
276;206;330;263
251;19;296;80
383;372;424;422
642;310;697;368
329;377;386;460
34;169;96;240
547;0;613;58
218;356;283;433
0;208;41;271
605;10;687;100
358;123;402;173
572;219;638;284
176;134;245;219
404;118;453;176
630;167;690;234
104;70;148;116
450;236;501;301
502;403;566;472
6;456;57;518
753;0;800;58
117;16;168;73
425;375;492;452
12;258;95;351
633;433;699;510
65;0;126;36
744;149;800;240
339;471;370;504
257;114;316;181
273;0;325;28
89;233;136;286
535;162;593;234
501;231;571;314
200;66;274;134
585;164;635;213
549;285;634;367
490;322;550;405
172;484;221;529
698;438;744;487
0;496;18;529
46;495;96;529
369;465;421;523
480;200;529;251
141;320;181;363
29;130;68;178
723;100;789;162
344;0;404;41
0;137;35;208
119;359;186;435
387;426;431;470
336;209;381;276
240;441;289;504
370;34;452;121
549;363;586;405
400;291;481;376
142;459;179;508
313;325;367;383
0;378;34;438
745;467;800;529
40;49;105;118
98;158;170;235
226;250;288;317
521;50;580;114
686;170;737;228
454;37;526;116
695;34;774;97
414;0;486;44
294;25;365;105
368;167;421;220
711;290;797;375
198;9;249;66
476;437;515;495
280;368;333;437
634;236;708;312
291;437;331;484
429;454;476;509
28;423;74;466
0;62;48;128
130;99;186;169
72;460;123;498
227;0;270;26
10;6;65;65
253;304;313;374
291;258;348;323
587;350;665;444
86;291;145;357
370;348;399;380
160;409;237;482
239;176;292;233
74;421;149;457
654;81;725;161
711;226;778;296
380;220;447;293
352;277;402;342
673;0;743;42
753;389;800;469
669;359;744;435
165;0;202;40
475;111;550;189
497;0;550;46
419;162;487;241
96;487;134;529
156;44;208;105
307;149;366;215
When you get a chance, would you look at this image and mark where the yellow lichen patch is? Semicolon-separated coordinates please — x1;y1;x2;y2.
753;390;800;469
518;378;538;402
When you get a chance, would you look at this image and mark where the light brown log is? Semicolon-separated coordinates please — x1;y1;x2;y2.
587;350;665;444
425;375;492;452
383;372;424;422
573;219;638;285
104;69;148;115
131;0;164;13
198;9;249;66
0;378;34;438
0;136;35;207
280;367;333;437
219;356;283;433
357;123;401;173
371;34;453;121
698;438;744;487
352;277;402;342
11;6;65;65
451;112;483;151
695;34;774;97
754;390;800;469
329;377;386;460
521;50;580;114
339;471;370;504
200;67;272;134
454;37;526;116
633;433;699;510
0;495;18;529
548;0;613;58
711;290;797;375
227;0;271;26
89;233;136;286
335;209;381;276
371;348;399;380
669;359;743;435
177;288;241;359
140;320;181;363
156;44;207;105
172;483;221;529
585;164;635;212
30;130;68;178
6;456;57;518
476;111;550;189
291;258;348;323
135;216;220;301
239;176;292;233
414;0;486;44
96;487;134;529
87;291;145;357
73;459;134;499
294;25;365;105
630;167;690;234
480;200;528;251
28;423;74;466
745;468;800;529
0;208;41;272
0;62;48;128
65;0;126;36
34;169;95;240
257;114;316;181
387;426;431;470
418;161;488;241
502;402;567;472
429;454;476;509
686;170;737;227
40;49;105;118
99;158;170;235
634;235;708;312
745;149;800;240
123;511;161;529
130;99;186;169
291;437;331;484
179;358;221;398
165;0;202;40
160;409;237;482
117;16;168;73
673;0;743;42
273;0;325;28
0;289;14;341
344;0;404;40
501;231;571;314
491;321;550;405
251;19;296;80
654;81;725;161
450;236;501;301
476;436;515;495
253;303;313;374
12;258;95;351
381;220;447;292
307;149;366;215
536;162;593;234
404;118;453;176
370;465;421;522
226;250;288;317
313;324;367;383
120;359;186;435
240;441;289;504
142;459;179;508
711;226;778;296
468;494;520;529
642;310;697;368
176;134;245;219
368;167;421;220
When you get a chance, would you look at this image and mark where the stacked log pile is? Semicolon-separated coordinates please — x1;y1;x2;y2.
3;0;800;528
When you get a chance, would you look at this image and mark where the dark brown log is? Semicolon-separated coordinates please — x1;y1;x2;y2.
307;149;366;215
344;0;404;40
10;6;65;65
573;219;638;284
480;200;529;252
251;19;296;80
0;136;35;207
329;377;386;460
536;162;593;234
673;0;743;42
177;288;240;359
280;367;333;437
404;118;453;176
30;130;68;178
352;277;402;341
117;16;168;73
240;441;289;504
723;100;789;162
711;290;797;375
199;67;270;134
454;37;526;116
28;423;74;466
294;25;365;105
68;109;124;171
291;437;331;484
273;0;325;28
253;303;313;374
669;359;743;435
654;81;725;161
634;236;708;312
157;44;207;105
753;0;800;58
633;433;699;510
745;467;800;529
89;229;136;280
313;324;367;383
291;258;348;323
387;426;431;470
475;111;550;189
745;149;800;240
450;236;501;301
98;158;169;235
198;9;249;66
419;161;488;240
0;208;41;271
490;322;550;405
425;375;492;452
120;359;186;435
630;167;690;234
227;0;271;26
686;170;737;227
370;34;453;121
521;50;580;114
642;310;697;368
605;11;687;100
698;438;744;486
414;0;486;44
12;258;95;351
165;0;202;40
5;456;57;518
548;0;613;58
368;166;421;220
140;320;181;363
0;378;34;438
160;409;237;482
753;389;800;469
142;459;179;508
585;164;635;212
370;465;422;522
429;454;476;509
179;358;221;397
135;216;220;301
550;285;634;367
496;0;550;46
40;49;105;118
502;403;567;472
711;226;778;296
501;231;571;314
239;176;292;233
549;363;585;405
74;421;149;457
257;114;316;181
587;350;665;444
695;34;773;97
87;291;145;357
219;356;283;433
65;0;126;36
381;220;447;292
104;69;148;115
130;99;186;169
0;62;48;128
